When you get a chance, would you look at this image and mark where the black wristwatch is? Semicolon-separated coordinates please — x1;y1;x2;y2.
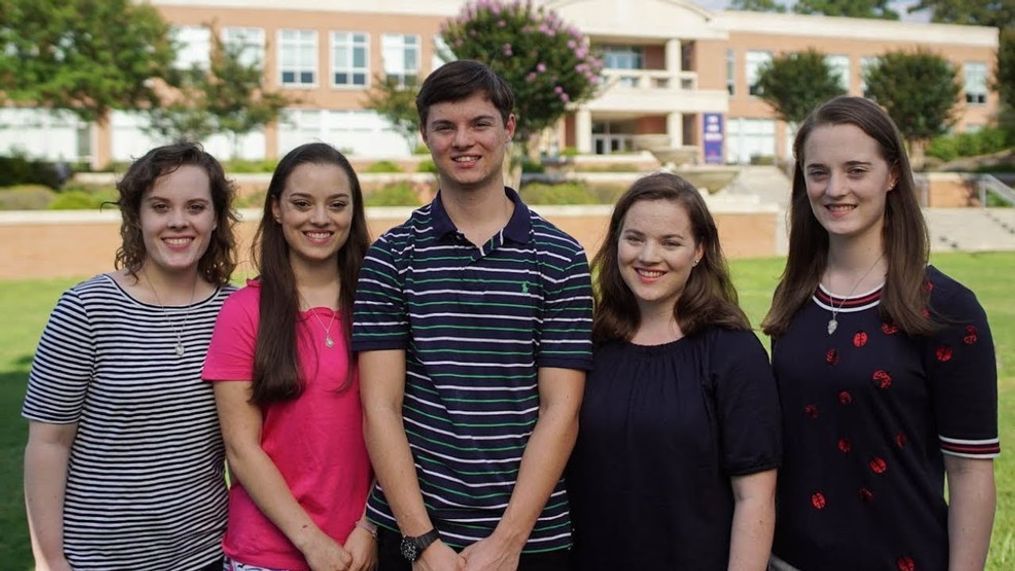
400;528;440;562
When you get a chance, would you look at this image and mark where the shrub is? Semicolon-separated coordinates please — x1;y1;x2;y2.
224;159;278;173
0;154;67;188
364;160;403;173
561;146;579;157
520;182;597;205
365;182;422;207
521;158;545;174
416;159;438;173
0;185;56;210
49;186;118;210
928;127;1013;162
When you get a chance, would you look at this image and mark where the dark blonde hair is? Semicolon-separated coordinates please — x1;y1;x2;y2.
762;96;932;337
114;142;237;286
250;143;370;406
592;172;749;344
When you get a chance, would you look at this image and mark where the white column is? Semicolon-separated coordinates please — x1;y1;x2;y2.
667;112;683;148
576;108;592;154
665;38;682;76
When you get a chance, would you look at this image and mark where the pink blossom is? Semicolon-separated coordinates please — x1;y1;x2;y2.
536;62;546;72
560;92;570;103
502;43;513;56
554;85;563;94
526;72;537;82
498;19;506;27
567;39;576;50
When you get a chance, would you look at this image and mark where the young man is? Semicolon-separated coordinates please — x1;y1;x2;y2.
353;60;593;571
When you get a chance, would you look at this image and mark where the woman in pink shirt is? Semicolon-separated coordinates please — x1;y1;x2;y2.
204;143;375;571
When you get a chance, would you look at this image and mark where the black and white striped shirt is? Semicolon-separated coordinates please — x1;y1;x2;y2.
23;274;232;569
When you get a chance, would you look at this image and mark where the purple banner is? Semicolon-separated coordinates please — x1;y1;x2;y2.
702;113;724;165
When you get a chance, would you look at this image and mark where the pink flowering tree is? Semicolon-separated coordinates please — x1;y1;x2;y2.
439;0;603;149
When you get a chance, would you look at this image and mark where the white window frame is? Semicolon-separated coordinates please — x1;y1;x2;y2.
278;29;318;87
602;46;645;70
860;56;877;98
222;27;265;68
381;34;420;87
172;26;211;70
431;35;454;73
726;49;736;96
825;54;850;91
746;50;771;97
331;31;369;89
963;62;988;105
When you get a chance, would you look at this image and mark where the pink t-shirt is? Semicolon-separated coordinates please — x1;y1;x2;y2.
203;282;371;570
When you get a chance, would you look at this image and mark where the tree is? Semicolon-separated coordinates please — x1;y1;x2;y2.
0;0;175;123
365;77;422;152
730;0;787;12
864;49;961;163
908;0;1014;28
998;29;1015;136
439;0;603;146
146;31;291;155
756;49;847;124
793;0;900;20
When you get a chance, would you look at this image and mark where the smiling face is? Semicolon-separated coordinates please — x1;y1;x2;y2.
618;199;703;318
139;164;216;280
422;92;516;194
271;162;354;273
803;123;897;247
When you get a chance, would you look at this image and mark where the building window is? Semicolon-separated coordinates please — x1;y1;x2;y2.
331;32;368;87
279;29;317;86
603;46;644;70
860;56;877;98
964;62;988;105
222;27;265;68
746;51;771;96
172;26;211;69
726;49;735;96
432;35;454;73
825;54;850;91
382;34;419;86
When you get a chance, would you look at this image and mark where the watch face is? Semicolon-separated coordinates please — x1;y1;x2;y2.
400;538;419;561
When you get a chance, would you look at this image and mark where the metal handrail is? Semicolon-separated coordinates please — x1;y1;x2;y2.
978;174;1015;207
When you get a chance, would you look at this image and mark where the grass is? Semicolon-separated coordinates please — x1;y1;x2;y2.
1;253;1013;567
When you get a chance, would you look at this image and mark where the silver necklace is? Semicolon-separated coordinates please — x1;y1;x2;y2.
145;271;197;357
301;297;337;349
824;254;884;336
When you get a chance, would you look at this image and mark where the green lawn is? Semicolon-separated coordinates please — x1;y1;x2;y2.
1;253;1013;568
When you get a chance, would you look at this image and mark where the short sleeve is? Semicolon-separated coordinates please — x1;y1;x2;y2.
202;288;258;382
23;288;96;423
712;329;782;475
927;287;999;458
352;235;409;352
536;248;593;370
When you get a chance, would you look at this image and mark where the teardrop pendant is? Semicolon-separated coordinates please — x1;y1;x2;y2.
325;336;335;349
176;342;186;357
827;318;838;336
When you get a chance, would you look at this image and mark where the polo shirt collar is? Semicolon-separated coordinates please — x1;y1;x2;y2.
430;187;532;244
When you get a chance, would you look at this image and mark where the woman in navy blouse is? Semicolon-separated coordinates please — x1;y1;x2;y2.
568;172;781;569
763;96;999;570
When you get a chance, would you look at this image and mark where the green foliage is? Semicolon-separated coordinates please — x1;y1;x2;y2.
793;0;900;19
48;187;117;210
365;182;422;206
908;0;1015;28
440;1;603;142
0;185;55;210
364;160;403;173
223;158;278;173
0;154;64;188
999;29;1015;116
519;182;597;204
146;31;291;147
416;159;438;173
561;146;579;157
756;49;847;124
365;76;421;150
521;158;545;173
927;127;1013;161
0;0;175;122
730;0;787;12
864;50;961;143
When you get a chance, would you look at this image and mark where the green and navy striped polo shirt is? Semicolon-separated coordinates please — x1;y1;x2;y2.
352;187;593;553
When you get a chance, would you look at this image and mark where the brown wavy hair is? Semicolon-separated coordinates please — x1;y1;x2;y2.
114;142;237;286
250;143;370;406
592;172;749;344
762;96;932;337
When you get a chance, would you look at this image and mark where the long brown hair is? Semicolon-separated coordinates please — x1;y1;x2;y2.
114;142;237;285
592;172;749;344
250;143;370;406
762;96;932;337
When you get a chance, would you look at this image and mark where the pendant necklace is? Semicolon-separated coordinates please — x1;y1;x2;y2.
302;296;337;349
825;254;884;336
145;270;197;357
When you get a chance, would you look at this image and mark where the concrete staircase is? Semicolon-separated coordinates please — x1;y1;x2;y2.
925;208;1015;252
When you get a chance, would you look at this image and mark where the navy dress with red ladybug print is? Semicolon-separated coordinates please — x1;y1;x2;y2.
771;266;999;570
